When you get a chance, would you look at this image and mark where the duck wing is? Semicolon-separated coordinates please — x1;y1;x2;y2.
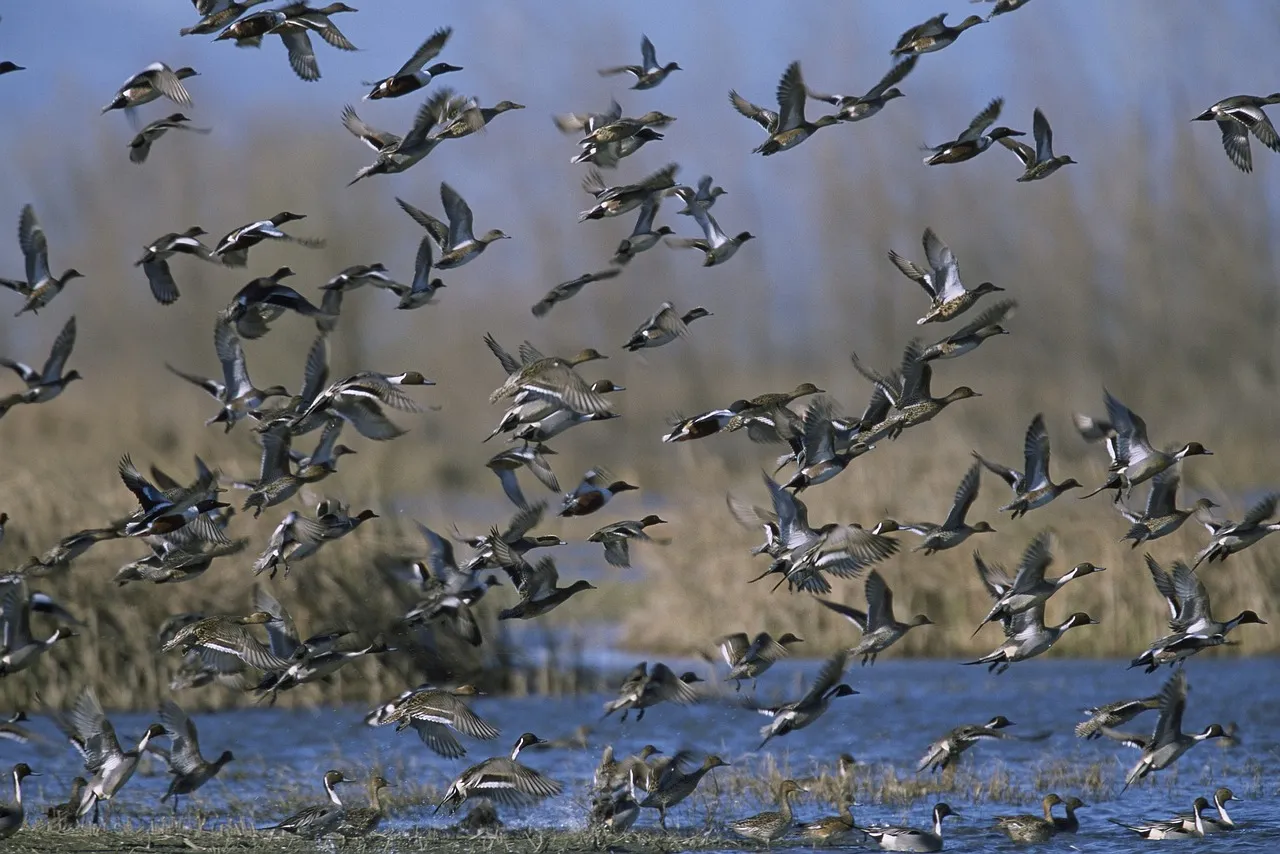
729;89;778;132
17;204;49;287
40;314;77;383
942;461;982;529
1010;530;1053;593
342;104;401;151
1169;560;1209;632
816;597;868;632
159;700;204;774
960;97;1003;142
440;182;476;246
1031;107;1055;161
800;650;848;703
714;632;750;667
1144;553;1181;627
1144;468;1180;518
863;55;916;100
1151;671;1187;747
775;61;807;131
923;227;967;303
395;27;452;76
864;570;895;630
974;552;1014;599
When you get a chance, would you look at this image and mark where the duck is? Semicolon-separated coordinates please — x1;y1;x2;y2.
212;211;323;267
581;110;677;146
920;298;1016;361
496;554;595;620
437;733;562;814
852;342;981;440
0;576;78;676
662;400;751;442
893;462;994;554
806;55;917;122
167;316;289;430
102;62;197;114
1051;797;1087;833
1173;788;1238;833
923;97;1023;165
456;504;565;573
858;802;959;852
591;789;641;832
342;98;449;183
783;398;874;491
916;715;1029;772
260;770;355;838
381;232;445;310
44;777;87;830
624;302;711;350
337;776;393;837
797;801;861;845
993;794;1061;843
1116;468;1217;546
160;610;293;672
970;532;1104;635
532;268;622;317
222;267;332;339
1111;798;1209;840
136;225;222;305
671;174;727;216
486;445;560;510
593;743;658;792
579;163;680;221
888;227;1005;325
726;383;824;433
1193;492;1280;567
598;34;680;89
367;684;498;759
737;61;839;155
1118;671;1228;790
730;779;806;845
588;515;668;567
486;372;621;439
51;688;165;825
892;13;985;56
364;28;460;99
397;183;509;269
1193;94;1280;172
639;754;729;829
665;202;755;267
974;415;1082;516
433;97;525;140
1130;554;1266;670
0;204;84;316
1079;389;1211;498
611;195;675;266
259;3;359;82
0;764;37;839
745;472;899;595
0;314;80;419
963;603;1097;674
752;651;856;748
156;701;234;813
16;526;120;575
602;661;703;721
714;631;804;690
239;424;332;517
1074;693;1161;739
128;113;211;165
0;61;21;75
559;467;638;517
817;570;933;665
512;408;620;444
999;107;1076;181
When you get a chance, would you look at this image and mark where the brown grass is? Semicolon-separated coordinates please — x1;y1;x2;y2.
2;7;1280;710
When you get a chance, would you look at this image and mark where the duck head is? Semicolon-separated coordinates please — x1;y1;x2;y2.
986;715;1015;729
480;229;511;243
1067;561;1104;578
987;127;1024;140
972;282;1005;296
1063;612;1099;629
1233;610;1267;626
608;481;640;494
1178;442;1212;458
910;614;935;628
702;755;730;770
241;610;280;625
591;379;625;392
491;101;525;112
828;684;859;699
639;514;667;527
934;802;959;821
943;386;981;404
777;632;804;646
426;62;464;77
1200;724;1229;740
272;211;308;225
971;520;996;533
882;87;906;101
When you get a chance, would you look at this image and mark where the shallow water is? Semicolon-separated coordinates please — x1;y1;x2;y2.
6;657;1278;852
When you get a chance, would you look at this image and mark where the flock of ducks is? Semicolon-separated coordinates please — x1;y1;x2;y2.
0;0;1274;848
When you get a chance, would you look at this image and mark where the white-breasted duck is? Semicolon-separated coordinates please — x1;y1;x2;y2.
212;211;324;267
1079;389;1211;499
923;96;1024;165
1192;492;1280;568
1116;468;1217;547
752;651;856;749
611;194;675;266
858;802;959;852
398;183;510;269
665;203;754;267
737;61;839;155
135;225;222;305
971;533;1103;637
364;27;461;99
436;733;562;814
974;414;1082;516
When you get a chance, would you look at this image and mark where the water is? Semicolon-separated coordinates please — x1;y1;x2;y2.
5;657;1278;852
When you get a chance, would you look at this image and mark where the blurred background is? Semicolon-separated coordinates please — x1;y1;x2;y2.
0;0;1278;710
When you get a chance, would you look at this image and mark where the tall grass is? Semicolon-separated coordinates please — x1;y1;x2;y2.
2;4;1279;710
